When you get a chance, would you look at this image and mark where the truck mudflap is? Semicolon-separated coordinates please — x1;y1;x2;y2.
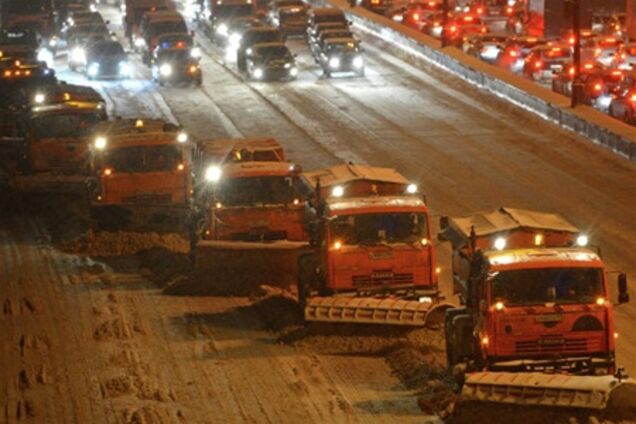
462;371;636;410
304;297;455;327
192;240;309;292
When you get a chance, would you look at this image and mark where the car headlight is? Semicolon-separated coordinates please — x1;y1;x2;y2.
90;3;97;11
229;33;241;46
134;37;145;47
48;38;57;48
71;47;85;64
177;132;188;143
190;47;202;59
205;165;222;183
216;23;228;36
290;66;298;77
87;62;100;77
34;93;46;104
119;61;131;76
253;67;263;79
160;63;172;76
329;57;340;69
353;56;364;69
284;62;291;69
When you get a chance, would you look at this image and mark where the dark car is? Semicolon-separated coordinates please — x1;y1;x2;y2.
307;8;348;40
225;16;264;50
495;35;546;73
310;28;354;60
269;0;310;36
580;69;625;109
609;87;636;124
210;2;256;44
0;29;39;62
85;40;130;80
463;33;508;63
0;59;57;107
245;42;297;81
308;21;349;47
317;37;364;78
151;48;202;86
236;26;283;71
387;1;442;30
523;44;572;82
67;25;112;70
551;62;603;98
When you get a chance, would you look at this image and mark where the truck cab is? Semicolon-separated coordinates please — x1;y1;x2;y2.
440;207;629;375
89;118;193;229
200;160;311;242
301;163;438;298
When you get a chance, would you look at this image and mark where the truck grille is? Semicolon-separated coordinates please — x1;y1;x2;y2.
515;337;588;355
121;193;172;205
352;272;414;287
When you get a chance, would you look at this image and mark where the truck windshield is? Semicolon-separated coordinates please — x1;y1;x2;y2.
102;145;182;173
490;267;604;306
330;212;428;245
31;112;103;138
214;4;254;19
217;175;299;206
147;21;187;38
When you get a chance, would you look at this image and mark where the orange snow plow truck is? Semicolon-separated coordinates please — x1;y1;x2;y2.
297;163;452;326
88;118;193;231
191;137;311;288
439;207;636;410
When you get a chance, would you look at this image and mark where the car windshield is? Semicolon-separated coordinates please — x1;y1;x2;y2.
256;45;290;59
102;145;182;173
158;49;190;61
148;21;187;37
215;4;254;19
330;212;428;245
217;175;300;206
246;31;280;44
327;41;359;53
3;0;50;14
490;267;604;306
31;112;103;138
91;43;124;56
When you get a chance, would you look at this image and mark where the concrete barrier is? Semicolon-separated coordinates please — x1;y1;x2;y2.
321;0;636;162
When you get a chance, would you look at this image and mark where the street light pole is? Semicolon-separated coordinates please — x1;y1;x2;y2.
571;0;582;108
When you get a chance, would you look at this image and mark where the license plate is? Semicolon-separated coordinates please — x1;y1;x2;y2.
550;65;563;71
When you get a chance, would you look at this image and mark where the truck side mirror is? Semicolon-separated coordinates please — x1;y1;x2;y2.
618;273;629;304
439;216;449;230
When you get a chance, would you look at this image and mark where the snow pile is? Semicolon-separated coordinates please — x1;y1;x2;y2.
60;230;189;256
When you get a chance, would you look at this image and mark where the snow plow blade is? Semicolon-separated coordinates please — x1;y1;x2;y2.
305;297;454;327
193;240;308;291
462;371;636;410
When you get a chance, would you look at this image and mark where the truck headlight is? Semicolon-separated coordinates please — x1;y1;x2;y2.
160;63;172;76
229;33;241;46
37;48;54;67
94;136;107;150
48;37;58;48
329;57;340;69
34;93;46;104
253;67;263;79
190;47;202;58
118;61;131;76
290;66;298;77
576;234;589;247
177;132;188;143
353;56;364;69
71;47;85;64
494;237;507;251
216;23;228;36
87;62;100;77
284;62;291;69
205;165;222;183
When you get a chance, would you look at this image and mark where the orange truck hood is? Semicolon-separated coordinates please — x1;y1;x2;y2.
215;204;306;241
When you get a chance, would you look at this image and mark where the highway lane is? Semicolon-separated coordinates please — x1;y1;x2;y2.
64;4;636;372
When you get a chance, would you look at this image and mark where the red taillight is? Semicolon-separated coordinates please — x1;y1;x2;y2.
594;83;603;92
506;6;513;14
177;163;185;171
450;25;457;33
569;36;576;45
630;94;636;103
103;168;113;176
568;67;575;76
476;7;483;14
534;60;542;69
510;50;517;57
177;41;185;48
481;26;487;33
464;15;474;22
412;12;420;21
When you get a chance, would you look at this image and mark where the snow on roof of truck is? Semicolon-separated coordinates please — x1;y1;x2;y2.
327;195;425;213
304;163;408;189
143;10;184;22
222;161;296;178
450;207;579;237
93;118;183;147
484;247;602;268
197;137;284;161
